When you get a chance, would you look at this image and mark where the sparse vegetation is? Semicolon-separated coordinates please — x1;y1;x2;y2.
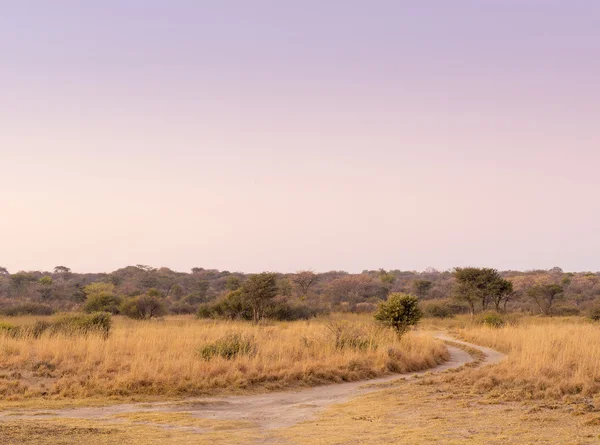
0;314;447;401
374;293;422;337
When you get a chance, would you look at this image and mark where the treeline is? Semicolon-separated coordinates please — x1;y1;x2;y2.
0;265;599;319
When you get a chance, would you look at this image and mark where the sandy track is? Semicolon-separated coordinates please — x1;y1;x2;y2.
0;334;505;430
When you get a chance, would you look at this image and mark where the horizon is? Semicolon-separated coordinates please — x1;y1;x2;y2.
2;1;599;273
1;264;594;276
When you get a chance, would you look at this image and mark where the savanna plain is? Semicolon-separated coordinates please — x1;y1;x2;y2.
2;314;600;444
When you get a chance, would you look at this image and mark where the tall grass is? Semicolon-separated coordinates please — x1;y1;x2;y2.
453;318;600;400
0;315;447;400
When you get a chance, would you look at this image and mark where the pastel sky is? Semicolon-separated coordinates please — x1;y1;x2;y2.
1;1;599;274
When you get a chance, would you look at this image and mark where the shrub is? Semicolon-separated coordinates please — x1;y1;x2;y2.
478;312;505;328
83;294;122;314
589;307;600;321
552;306;581;317
421;300;454;319
0;313;112;339
169;302;196;315
51;312;112;338
0;322;19;337
374;293;422;337
197;333;255;361
0;303;55;316
120;295;167;319
197;290;253;321
263;302;320;321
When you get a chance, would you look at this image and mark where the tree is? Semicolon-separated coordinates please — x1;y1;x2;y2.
225;276;242;291
54;266;71;277
291;270;318;297
374;293;422;337
38;276;54;300
120;295;166;319
278;278;293;297
10;272;37;296
241;272;278;323
528;284;563;316
489;278;514;312
453;267;510;315
412;279;433;298
0;267;9;275
378;269;396;286
83;282;122;314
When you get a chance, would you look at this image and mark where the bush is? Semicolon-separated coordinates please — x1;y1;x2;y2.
374;293;422;337
120;295;167;319
83;294;122;314
0;322;19;337
197;333;255;361
197;290;253;321
51;312;112;338
421;300;454;319
0;303;55;316
263;302;320;321
552;306;581;317
197;292;321;321
169;302;196;315
0;313;112;339
478;312;505;328
589;307;600;321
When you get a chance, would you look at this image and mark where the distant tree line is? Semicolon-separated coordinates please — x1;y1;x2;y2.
0;264;598;319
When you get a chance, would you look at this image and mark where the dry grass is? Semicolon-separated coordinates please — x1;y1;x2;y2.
447;316;600;402
0;314;447;402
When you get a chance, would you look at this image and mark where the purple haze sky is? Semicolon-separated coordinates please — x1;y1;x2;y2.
1;1;599;273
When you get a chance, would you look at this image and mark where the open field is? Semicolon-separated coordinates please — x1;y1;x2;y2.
0;315;447;404
3;315;600;444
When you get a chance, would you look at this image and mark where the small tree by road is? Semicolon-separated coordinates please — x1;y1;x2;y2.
374;293;422;337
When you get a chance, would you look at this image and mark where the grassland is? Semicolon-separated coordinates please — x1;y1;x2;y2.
0;314;447;404
450;317;600;402
4;315;600;444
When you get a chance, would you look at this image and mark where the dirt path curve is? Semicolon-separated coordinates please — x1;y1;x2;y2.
0;333;506;430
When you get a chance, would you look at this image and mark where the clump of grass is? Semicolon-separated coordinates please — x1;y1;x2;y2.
198;333;255;360
0;313;112;340
476;312;505;328
50;313;112;339
324;320;378;351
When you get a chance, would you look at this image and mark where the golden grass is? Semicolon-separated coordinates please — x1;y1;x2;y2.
449;317;600;401
0;314;447;402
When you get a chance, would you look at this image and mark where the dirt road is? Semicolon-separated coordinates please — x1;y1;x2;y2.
0;334;505;430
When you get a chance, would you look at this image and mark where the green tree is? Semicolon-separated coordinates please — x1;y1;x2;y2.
38;276;54;300
83;282;122;314
225;276;242;291
241;272;278;323
10;272;37;296
412;279;433;298
527;283;563;316
120;295;166;319
378;269;396;286
374;293;422;337
489;278;514;312
453;267;510;315
277;278;293;297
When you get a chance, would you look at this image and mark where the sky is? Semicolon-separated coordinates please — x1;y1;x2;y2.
1;1;599;274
